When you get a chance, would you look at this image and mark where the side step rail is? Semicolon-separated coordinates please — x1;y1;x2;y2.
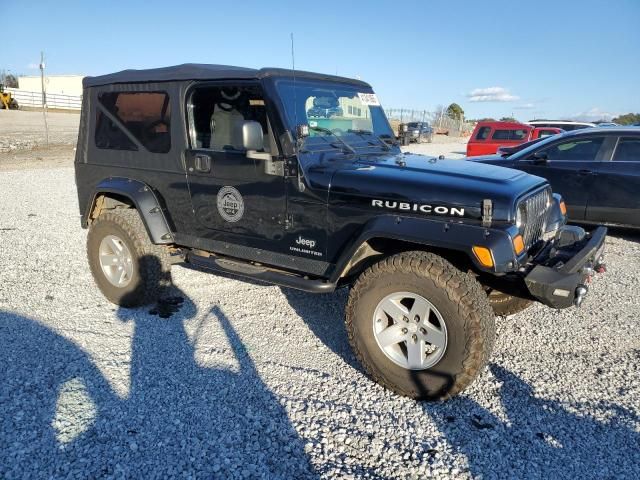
185;252;337;293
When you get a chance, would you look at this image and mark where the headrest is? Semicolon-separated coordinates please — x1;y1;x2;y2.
313;96;339;109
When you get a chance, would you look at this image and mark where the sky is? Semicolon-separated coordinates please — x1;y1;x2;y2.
2;0;639;121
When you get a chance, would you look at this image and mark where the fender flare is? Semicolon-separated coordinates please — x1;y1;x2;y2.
329;215;517;282
84;177;173;244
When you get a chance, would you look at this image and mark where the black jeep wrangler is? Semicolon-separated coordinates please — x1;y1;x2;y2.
75;64;607;400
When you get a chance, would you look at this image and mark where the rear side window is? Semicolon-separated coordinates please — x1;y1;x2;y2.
95;91;171;153
475;126;491;140
613;137;640;162
539;129;558;137
539;137;605;161
492;129;528;140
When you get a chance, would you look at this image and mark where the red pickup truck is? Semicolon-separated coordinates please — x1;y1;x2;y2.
466;121;562;157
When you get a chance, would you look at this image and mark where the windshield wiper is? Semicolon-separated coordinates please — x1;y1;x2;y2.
348;129;391;151
308;125;356;154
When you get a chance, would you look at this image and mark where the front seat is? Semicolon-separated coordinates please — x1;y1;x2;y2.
210;103;245;150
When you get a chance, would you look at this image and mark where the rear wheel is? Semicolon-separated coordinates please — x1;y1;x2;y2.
9;99;18;110
345;251;495;400
87;209;171;307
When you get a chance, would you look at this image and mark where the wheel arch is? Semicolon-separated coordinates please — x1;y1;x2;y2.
84;177;174;245
331;216;516;284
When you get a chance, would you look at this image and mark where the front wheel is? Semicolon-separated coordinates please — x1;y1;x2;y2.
345;251;496;400
487;289;533;316
87;209;171;307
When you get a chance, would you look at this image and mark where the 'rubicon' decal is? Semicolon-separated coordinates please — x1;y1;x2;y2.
371;199;465;217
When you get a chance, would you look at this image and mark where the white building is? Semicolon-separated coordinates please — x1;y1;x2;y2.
18;75;84;96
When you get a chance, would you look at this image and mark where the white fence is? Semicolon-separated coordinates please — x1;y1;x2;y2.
6;87;82;110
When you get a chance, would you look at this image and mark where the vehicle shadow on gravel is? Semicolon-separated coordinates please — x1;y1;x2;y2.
0;268;318;478
280;287;361;370
605;226;640;243
422;364;640;478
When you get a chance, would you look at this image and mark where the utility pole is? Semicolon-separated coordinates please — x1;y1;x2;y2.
40;51;49;147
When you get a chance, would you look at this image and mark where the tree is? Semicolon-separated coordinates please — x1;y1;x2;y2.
467;118;495;123
500;116;517;122
611;113;640;125
0;71;18;88
446;103;464;120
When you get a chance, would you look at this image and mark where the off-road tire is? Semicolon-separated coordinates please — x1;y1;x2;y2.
345;251;496;400
487;290;533;316
87;209;171;307
9;99;19;110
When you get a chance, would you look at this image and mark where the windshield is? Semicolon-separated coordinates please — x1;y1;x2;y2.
274;78;394;149
508;132;568;160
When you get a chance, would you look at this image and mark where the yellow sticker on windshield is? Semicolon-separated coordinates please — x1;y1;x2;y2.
357;93;380;106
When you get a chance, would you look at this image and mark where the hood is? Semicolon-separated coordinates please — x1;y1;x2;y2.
318;152;546;222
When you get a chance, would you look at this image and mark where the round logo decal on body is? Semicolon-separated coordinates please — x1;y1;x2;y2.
216;186;244;223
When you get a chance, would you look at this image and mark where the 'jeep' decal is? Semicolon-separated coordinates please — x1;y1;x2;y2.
217;186;245;222
371;199;464;217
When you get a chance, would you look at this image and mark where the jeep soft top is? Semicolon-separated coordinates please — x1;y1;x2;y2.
75;63;607;400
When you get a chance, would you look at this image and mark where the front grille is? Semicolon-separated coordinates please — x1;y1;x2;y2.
521;187;552;249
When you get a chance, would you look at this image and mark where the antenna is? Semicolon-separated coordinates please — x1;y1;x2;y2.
290;33;299;132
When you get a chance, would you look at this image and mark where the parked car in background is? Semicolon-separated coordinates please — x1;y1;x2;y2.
594;122;619;127
406;121;433;143
531;127;563;139
527;120;595;131
466;121;561;157
496;137;548;157
469;127;640;228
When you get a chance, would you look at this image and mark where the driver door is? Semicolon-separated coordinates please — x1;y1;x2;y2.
183;82;287;250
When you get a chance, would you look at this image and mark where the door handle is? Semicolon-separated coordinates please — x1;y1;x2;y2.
194;154;211;173
578;169;594;176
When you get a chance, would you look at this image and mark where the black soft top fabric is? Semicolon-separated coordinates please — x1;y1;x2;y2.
82;63;371;89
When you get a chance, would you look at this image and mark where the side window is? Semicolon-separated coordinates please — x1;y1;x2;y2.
613;137;640;162
539;137;605;161
96;91;171;153
189;85;269;152
475;126;491;140
492;129;528;140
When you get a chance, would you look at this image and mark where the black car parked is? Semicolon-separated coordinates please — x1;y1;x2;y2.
470;127;640;228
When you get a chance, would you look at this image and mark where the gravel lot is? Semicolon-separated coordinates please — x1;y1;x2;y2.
1;110;639;479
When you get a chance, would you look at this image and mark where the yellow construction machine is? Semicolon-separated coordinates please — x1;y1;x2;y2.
0;84;19;109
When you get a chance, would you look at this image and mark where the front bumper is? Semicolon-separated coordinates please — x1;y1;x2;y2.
524;225;607;309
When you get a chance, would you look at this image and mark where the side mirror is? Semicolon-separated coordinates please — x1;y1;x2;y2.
242;121;264;151
532;151;548;164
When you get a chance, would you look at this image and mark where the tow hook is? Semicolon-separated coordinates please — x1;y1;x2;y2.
595;256;607;274
574;285;588;307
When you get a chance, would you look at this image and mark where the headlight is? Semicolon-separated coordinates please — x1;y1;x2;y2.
515;204;525;229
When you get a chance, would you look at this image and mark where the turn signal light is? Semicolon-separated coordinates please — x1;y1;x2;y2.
513;234;525;255
559;200;567;215
472;246;494;268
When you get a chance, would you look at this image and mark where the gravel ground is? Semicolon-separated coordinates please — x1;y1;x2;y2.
1;111;639;479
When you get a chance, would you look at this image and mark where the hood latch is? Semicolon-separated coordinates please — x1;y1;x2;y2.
482;199;493;227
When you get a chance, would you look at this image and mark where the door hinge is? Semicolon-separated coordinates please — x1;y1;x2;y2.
284;214;294;230
482;199;493;227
